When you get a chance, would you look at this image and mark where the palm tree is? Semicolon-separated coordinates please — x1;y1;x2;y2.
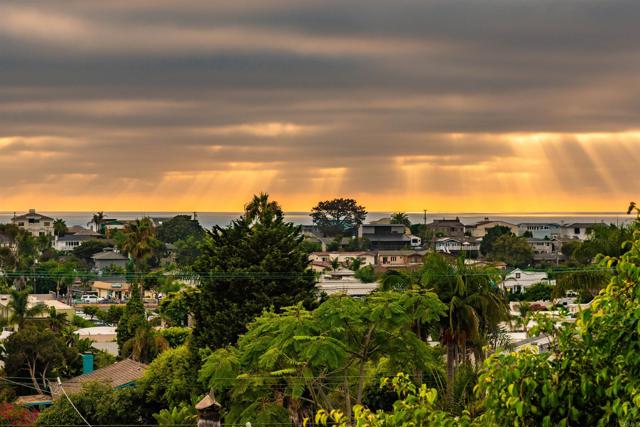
8;288;47;329
244;193;283;223
390;212;412;227
53;218;67;237
88;211;105;233
423;255;507;399
47;306;69;333
121;324;169;363
120;218;162;272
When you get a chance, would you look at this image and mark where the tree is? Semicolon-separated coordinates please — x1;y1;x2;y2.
355;265;376;283
390;212;412;227
199;291;446;426
96;305;124;326
479;226;512;256
157;215;205;244
87;211;105;233
82;305;99;320
476;207;640;425
119;217;164;272
7;287;47;329
116;284;147;351
0;403;39;426
488;234;533;267
244;192;283;224
2;325;80;394
120;323;169;363
522;282;554;301
192;194;317;351
72;239;113;263
53;218;67;237
159;290;191;327
555;267;611;300
310;198;367;236
153;405;197;427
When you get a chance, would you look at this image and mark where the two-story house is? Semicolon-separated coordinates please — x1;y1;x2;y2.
357;223;421;250
501;268;555;293
426;218;465;238
11;209;54;237
517;223;562;240
560;223;602;241
466;219;518;238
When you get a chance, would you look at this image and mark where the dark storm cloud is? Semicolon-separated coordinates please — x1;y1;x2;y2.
0;0;639;208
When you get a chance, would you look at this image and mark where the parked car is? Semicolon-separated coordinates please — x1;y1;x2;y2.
81;295;99;304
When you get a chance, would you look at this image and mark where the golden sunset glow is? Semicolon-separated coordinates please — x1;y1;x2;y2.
0;1;638;212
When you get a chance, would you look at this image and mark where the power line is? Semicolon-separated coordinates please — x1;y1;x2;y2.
55;377;92;427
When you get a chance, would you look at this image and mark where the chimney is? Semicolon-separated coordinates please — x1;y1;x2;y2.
29;208;36;214
81;353;94;375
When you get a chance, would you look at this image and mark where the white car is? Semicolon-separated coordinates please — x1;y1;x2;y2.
81;295;99;304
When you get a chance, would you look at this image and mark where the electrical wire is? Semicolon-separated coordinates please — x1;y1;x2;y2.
54;377;92;427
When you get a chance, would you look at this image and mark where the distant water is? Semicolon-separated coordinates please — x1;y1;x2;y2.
0;211;634;229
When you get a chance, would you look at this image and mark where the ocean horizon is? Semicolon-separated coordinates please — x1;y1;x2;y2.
0;210;634;229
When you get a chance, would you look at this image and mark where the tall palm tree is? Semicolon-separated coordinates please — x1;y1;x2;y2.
53;218;67;237
88;211;105;233
244;193;283;223
120;218;161;271
8;288;47;329
383;254;508;399
390;212;412;227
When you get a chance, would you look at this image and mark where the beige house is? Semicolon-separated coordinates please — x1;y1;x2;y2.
376;250;428;268
0;294;74;327
309;252;376;269
91;280;131;300
467;220;518;238
11;209;54;237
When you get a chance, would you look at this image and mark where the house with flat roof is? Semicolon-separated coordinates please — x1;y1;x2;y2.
54;234;101;251
517;223;562;240
91;280;131;300
426;218;465;239
466;219;518;238
0;294;74;327
309;252;376;269
376;250;428;268
11;209;54;237
357;223;421;250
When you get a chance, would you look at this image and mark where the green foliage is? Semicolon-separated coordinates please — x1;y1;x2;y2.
96;305;124;326
310;198;367;236
121;323;169;363
355;265;376;283
476;211;640;426
157;214;205;244
199;291;446;425
522;282;554;301
479;226;513;255
72;239;113;262
36;382;144;426
1;324;81;394
139;346;199;414
119;217;164;271
159;290;192;327
488;234;533;267
153;404;197;426
390;212;412;227
555;267;611;299
300;240;322;254
192;194;317;351
116;284;147;350
174;235;204;267
158;327;192;347
82;305;99;320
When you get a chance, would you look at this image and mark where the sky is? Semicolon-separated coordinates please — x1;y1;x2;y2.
1;0;639;213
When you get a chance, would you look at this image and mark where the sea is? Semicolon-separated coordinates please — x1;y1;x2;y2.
0;211;634;229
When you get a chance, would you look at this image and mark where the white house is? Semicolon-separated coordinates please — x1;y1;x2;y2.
466;220;518;238
527;238;557;254
54;234;100;251
517;223;562;240
11;209;54;237
435;238;480;253
501;269;555;293
560;223;602;241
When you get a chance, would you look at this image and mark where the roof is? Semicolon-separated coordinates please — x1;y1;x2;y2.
311;251;373;256
51;359;148;398
91;281;131;291
428;218;464;226
563;222;603;228
517;222;561;227
92;250;127;261
196;393;221;410
361;223;405;228
12;211;54;221
57;234;98;242
377;250;428;256
365;235;412;242
471;220;516;227
14;394;52;406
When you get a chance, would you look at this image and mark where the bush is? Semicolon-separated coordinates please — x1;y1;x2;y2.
355;265;376;283
0;402;38;426
157;327;192;348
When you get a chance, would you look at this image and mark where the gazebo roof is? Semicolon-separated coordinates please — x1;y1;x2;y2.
195;393;221;410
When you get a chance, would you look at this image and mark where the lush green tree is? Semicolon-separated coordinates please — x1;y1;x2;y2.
87;211;105;233
82;305;99;320
53;218;67;237
116;284;147;351
479;225;513;256
159;290;191;327
119;217;164;272
96;305;124;326
244;192;283;224
555;267;611;300
560;239;581;260
7;287;47;329
355;265;376;283
153;405;197;427
192;194;317;351
120;323;169;363
157;327;192;348
173;235;204;267
2;325;80;394
138;345;199;414
310;198;367;236
488;234;533;267
522;282;554;301
390;212;412;227
157;214;205;244
0;246;17;270
36;382;145;426
199;291;446;426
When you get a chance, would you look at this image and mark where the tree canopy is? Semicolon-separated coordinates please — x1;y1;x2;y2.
157;215;205;244
310;198;367;236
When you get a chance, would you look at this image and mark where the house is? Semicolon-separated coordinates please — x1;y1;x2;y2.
51;358;148;398
426;218;465;239
517;223;562;240
91;280;131;300
54;234;100;251
308;252;376;269
357;223;421;250
466;219;518;238
434;237;480;254
561;223;602;241
92;248;128;271
316;269;377;297
0;294;75;326
90;218;129;234
11;209;54;237
0;234;13;249
501;268;555;293
527;238;557;254
376;250;428;268
76;326;118;356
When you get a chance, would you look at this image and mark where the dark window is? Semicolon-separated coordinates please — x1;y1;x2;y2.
574;227;580;234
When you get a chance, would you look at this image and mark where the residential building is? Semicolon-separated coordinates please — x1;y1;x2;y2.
517;223;562;240
11;209;54;237
357;223;421;250
51;358;148;398
561;222;602;241
316;269;377;297
90;280;131;300
76;326;118;356
466;219;518;238
308;252;375;269
376;250;428;268
527;238;557;254
0;294;75;326
91;248;128;271
90;218;129;234
501;268;555;293
426;218;465;239
54;234;100;251
434;237;480;254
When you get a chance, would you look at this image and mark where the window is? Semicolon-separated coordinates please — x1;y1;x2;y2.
574;227;580;234
382;257;388;264
390;256;397;262
18;222;24;226
515;273;521;279
44;222;50;226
